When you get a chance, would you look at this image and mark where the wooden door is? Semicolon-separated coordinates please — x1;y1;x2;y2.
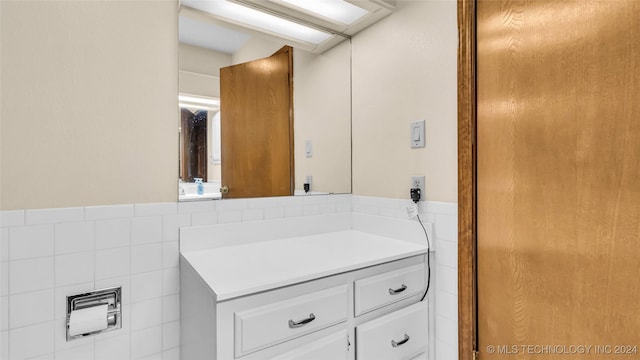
220;46;294;198
477;1;640;359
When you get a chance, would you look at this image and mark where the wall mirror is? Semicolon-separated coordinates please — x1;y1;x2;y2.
177;0;394;201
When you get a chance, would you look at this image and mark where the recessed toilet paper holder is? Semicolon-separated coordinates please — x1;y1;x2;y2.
66;286;121;341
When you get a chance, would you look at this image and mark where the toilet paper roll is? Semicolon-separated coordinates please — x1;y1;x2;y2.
68;304;109;336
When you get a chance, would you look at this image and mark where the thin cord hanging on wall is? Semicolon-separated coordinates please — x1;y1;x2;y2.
416;213;431;302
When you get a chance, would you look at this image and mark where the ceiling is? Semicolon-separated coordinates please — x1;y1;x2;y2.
179;0;395;54
179;15;251;54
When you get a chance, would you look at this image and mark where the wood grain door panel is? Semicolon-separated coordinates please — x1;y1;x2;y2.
477;0;640;358
220;46;294;198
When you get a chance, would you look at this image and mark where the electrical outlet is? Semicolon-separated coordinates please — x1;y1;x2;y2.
411;176;425;200
306;175;312;185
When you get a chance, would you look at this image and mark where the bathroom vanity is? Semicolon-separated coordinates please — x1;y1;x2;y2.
180;224;430;360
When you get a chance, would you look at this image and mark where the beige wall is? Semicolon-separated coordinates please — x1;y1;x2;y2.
293;41;351;194
0;1;178;210
179;43;230;97
351;0;458;202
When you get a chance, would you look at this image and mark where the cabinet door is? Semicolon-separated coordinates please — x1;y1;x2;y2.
356;302;428;360
271;330;349;360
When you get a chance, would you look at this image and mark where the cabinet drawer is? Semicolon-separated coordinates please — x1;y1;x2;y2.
356;301;428;360
234;285;348;357
354;263;425;316
271;330;349;360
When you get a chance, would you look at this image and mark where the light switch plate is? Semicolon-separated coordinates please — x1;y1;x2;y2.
410;120;425;148
305;140;313;158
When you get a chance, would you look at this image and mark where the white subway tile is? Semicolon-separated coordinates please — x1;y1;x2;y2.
95;218;130;250
139;352;163;360
162;242;179;269
215;199;247;211
9;224;54;260
377;197;401;210
426;201;457;215
162;268;179;296
55;252;94;287
55;342;95;360
10;289;54;328
131;216;162;245
95;333;130;360
190;212;218;226
435;314;458;346
54;316;94;353
161;214;190;242
55;221;94;255
352;204;380;215
162;321;180;350
351;195;379;208
379;206;401;218
436;239;458;269
130;271;162;303
177;201;216;214
1;262;8;296
435;265;458;295
0;296;7;330
162;294;180;323
25;353;54;360
1;228;8;262
302;196;328;205
434;213;458;242
131;244;162;274
1;210;25;228
9;321;55;360
54;282;95;319
335;200;351;213
95;276;130;305
1;330;8;360
282;196;304;207
10;257;54;294
263;207;285;220
163;347;180;360
303;205;321;216
25;207;84;225
217;211;241;224
85;205;134;220
241;208;264;222
247;197;283;209
435;288;458;322
134;203;177;217
95;247;130;280
131;298;162;331
436;339;458;360
319;203;337;215
284;206;303;218
131;325;162;359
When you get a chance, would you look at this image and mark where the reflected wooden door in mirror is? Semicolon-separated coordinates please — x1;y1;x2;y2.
220;46;294;199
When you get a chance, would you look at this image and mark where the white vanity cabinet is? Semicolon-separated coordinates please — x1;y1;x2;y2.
180;230;430;360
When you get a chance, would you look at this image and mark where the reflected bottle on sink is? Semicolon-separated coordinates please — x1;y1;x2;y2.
195;178;204;195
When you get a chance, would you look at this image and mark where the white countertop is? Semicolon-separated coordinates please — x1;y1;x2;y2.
180;230;428;301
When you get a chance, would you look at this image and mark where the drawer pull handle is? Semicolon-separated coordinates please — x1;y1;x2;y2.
391;334;410;347
288;313;316;328
388;284;408;295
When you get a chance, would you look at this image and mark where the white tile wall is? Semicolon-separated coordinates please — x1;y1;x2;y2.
352;196;458;360
0;194;354;359
0;195;457;360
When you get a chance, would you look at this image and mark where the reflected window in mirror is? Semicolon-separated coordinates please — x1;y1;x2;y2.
179;96;223;201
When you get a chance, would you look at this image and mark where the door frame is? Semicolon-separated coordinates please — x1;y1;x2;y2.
458;1;477;360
